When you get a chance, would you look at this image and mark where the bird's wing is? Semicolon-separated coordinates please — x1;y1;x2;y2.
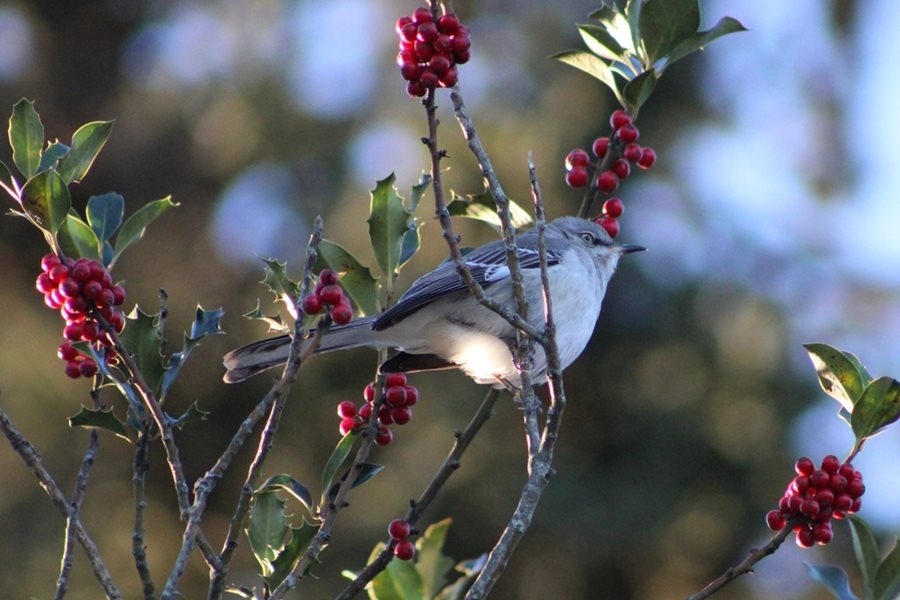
372;238;563;330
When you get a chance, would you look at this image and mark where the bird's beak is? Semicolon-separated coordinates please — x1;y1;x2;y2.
618;244;647;255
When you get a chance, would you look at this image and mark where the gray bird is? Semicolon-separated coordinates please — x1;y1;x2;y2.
223;216;644;388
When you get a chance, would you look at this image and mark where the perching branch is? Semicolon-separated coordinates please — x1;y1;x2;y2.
132;428;155;599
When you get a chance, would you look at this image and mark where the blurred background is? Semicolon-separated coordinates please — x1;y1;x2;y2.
1;0;898;598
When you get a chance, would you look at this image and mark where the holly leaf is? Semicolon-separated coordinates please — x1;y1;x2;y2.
20;169;70;235
804;563;859;600
417;519;455;599
588;4;635;55
850;376;900;441
266;519;320;589
447;188;533;233
247;490;290;576
87;193;124;246
552;50;622;103
8;98;44;179
804;343;866;412
320;433;356;507
316;240;379;315
242;299;289;333
370;541;424;600
368;173;409;280
58;213;102;262
256;474;314;515
577;24;627;62
327;463;384;503
665;16;748;68
639;0;700;64
849;515;880;598
38;141;70;173
875;538;900;600
57;120;114;184
112;196;178;267
622;68;657;114
168;401;209;430
160;305;224;399
68;406;130;442
399;174;430;272
119;306;165;396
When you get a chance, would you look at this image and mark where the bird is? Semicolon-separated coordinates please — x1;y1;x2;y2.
223;216;645;389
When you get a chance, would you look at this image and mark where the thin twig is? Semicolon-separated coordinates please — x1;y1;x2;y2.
577;133;624;219
132;429;155;599
0;406;121;599
335;387;501;599
686;522;796;600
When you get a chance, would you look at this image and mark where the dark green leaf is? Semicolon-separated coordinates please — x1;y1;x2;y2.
447;189;534;233
102;241;114;266
368;173;409;280
665;16;748;67
398;223;421;273
267;519;320;589
851;377;900;441
190;305;225;339
119;306;165;397
160;306;224;398
417;518;455;599
87;193;124;246
370;540;424;600
168;401;209;430
327;463;385;502
256;474;314;514
320;433;356;507
260;257;300;303
578;24;627;62
639;0;700;64
112;196;178;267
20;169;70;235
38;141;70;173
242;299;289;333
804;343;866;412
68;406;130;441
409;172;431;214
247;490;289;576
623;68;657;114
58;214;102;262
8;98;44;178
57;120;114;184
875;538;900;600
849;515;880;598
316;240;379;315
804;563;860;600
552;51;622;102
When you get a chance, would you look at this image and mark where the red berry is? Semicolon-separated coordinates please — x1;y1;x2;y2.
450;34;471;54
364;382;376;403
829;474;848;493
810;470;830;488
795;457;815;476
413;7;433;23
796;527;815;548
81;321;99;342
416;21;438;42
392;406;412;425
433;34;452;54
815;489;834;507
617;125;639;144
603;198;624;218
88;262;106;282
779;496;790;512
358;403;373;420
438;66;458;88
787;494;803;514
791;476;810;495
396;16;413;34
437;14;460;34
403;385;418;406
453;49;471;64
637;147;657;170
110;285;127;306
400;61;422;81
109;311;126;333
623;143;642;162
386;373;407;387
565;167;589;188
597;171;618;193
597;217;619;238
339;417;357;437
565;148;590;170
388;518;412;540
58;278;80;299
375;426;393;446
800;499;820;519
765;510;787;530
609;109;632;130
337;400;357;419
41;254;62;272
83;280;102;301
407;81;427;97
331;303;353;325
79;359;98;378
419;68;439;89
386;386;407;407
592;136;609;158
414;40;434;62
71;262;91;283
96;288;116;309
318;285;343;306
611;158;630;180
846;479;865;498
36;273;55;293
814;506;834;523
393;539;415;560
400;22;419;42
64;323;84;341
45;292;62;310
378;407;394;426
833;493;853;512
821;455;840;474
430;54;451;76
57;342;78;361
813;522;833;545
64;361;82;379
850;498;862;513
838;464;855;479
49;264;70;284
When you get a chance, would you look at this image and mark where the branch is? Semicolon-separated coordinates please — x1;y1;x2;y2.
132;429;155;599
687;522;796;600
0;406;121;599
335;387;501;599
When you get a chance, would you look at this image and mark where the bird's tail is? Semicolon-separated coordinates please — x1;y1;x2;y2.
222;316;377;383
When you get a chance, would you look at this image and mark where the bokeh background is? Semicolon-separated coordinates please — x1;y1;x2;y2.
1;1;898;599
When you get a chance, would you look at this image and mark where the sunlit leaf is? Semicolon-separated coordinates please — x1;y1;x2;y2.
368;173;409;280
119;306;165;396
320;433;356;507
112;196;178;267
38;141;70;173
588;4;635;54
57;120;114;184
803;343;866;412
804;563;859;600
58;213;101;262
665;16;748;68
8;98;44;179
242;299;289;333
20;169;70;235
552;50;622;102
578;24;627;62
247;490;289;576
370;540;424;600
68;406;130;442
850;377;900;441
316;240;379;315
417;518;455;599
447;189;533;233
87;192;124;246
639;0;700;64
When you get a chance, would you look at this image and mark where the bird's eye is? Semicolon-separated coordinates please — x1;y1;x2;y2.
580;232;595;244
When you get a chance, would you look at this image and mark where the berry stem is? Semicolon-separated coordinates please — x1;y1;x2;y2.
577;133;625;219
687;517;799;600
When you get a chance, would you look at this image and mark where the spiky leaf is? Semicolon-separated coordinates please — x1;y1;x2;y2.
119;307;165;396
58;213;102;262
20;169;70;235
8;99;44;179
168;401;209;430
57;120;114;184
68;406;130;441
316;240;379;315
447;189;534;233
369;542;424;600
327;463;384;502
256;474;314;515
247;490;289;576
368;173;409;280
160;306;224;398
623;68;657;114
578;24;627;62
267;519;320;589
242;299;289;333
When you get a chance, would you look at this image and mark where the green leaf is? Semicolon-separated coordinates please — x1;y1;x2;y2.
804;343;866;412
20;169;70;235
58;214;102;262
112;196;178;267
409;172;431;214
57;120;114;184
624;0;642;56
87;193;124;246
552;50;622;102
38;141;70;173
68;406;130;442
320;433;356;507
168;401;209;430
327;463;385;502
119;307;166;397
805;563;860;600
577;24;627;62
260;257;300;303
844;351;874;387
875;538;900;600
435;555;487;600
398;174;429;272
849;515;880;598
256;474;314;515
851;377;900;441
247;490;289;576
316;240;379;315
639;0;700;64
417;519;455;599
8;99;44;178
267;519;319;589
665;16;748;68
160;305;225;399
242;299;290;333
370;541;424;600
447;189;534;233
368;173;410;281
588;4;635;54
622;68;657;115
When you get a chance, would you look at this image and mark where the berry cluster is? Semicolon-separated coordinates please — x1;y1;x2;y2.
35;254;126;378
336;373;419;446
301;269;353;325
564;109;658;238
765;455;866;548
388;518;415;561
396;7;470;97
